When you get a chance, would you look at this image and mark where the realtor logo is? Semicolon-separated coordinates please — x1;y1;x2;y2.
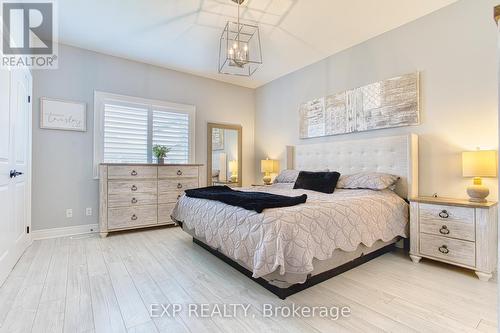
1;0;58;69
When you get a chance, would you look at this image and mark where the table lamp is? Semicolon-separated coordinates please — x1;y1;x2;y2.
462;150;497;203
228;160;238;183
261;158;278;185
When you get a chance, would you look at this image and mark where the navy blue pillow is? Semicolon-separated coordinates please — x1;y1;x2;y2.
293;171;341;194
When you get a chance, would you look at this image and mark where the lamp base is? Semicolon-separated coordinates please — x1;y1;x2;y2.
466;184;489;203
230;174;238;183
262;174;272;185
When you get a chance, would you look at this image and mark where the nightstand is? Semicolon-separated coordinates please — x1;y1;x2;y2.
409;197;498;281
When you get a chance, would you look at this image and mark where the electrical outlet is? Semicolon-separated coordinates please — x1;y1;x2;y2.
66;209;73;218
85;208;92;216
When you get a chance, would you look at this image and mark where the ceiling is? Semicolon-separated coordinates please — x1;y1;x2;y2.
59;0;458;88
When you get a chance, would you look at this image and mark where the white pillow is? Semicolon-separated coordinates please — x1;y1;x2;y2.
337;172;400;190
273;169;329;184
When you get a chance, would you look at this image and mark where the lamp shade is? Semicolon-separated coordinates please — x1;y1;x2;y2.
272;160;280;173
261;159;274;173
228;160;238;173
462;150;497;178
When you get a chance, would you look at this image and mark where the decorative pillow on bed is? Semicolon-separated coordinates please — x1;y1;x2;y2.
337;172;400;190
274;169;329;184
293;171;341;194
273;170;300;183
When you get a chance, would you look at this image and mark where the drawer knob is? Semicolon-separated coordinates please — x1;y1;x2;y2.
177;183;183;189
439;225;450;235
131;198;138;204
131;214;138;221
438;210;449;219
177;194;181;200
177;170;182;176
131;170;138;176
438;245;449;254
131;185;138;192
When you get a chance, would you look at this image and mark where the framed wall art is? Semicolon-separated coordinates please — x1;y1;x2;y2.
40;97;87;132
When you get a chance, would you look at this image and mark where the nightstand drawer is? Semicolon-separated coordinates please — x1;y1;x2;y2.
420;215;475;241
419;203;474;235
419;233;475;267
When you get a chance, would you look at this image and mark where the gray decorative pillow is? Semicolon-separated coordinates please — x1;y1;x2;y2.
274;169;329;184
337;172;400;190
273;170;300;183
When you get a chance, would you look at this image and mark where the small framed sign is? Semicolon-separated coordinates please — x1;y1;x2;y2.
40;97;87;132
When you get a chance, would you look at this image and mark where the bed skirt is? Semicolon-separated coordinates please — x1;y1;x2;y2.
176;219;399;299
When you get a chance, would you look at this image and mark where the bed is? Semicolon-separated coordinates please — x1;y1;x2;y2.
172;134;418;299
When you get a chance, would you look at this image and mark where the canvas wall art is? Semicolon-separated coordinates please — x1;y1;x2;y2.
299;72;420;139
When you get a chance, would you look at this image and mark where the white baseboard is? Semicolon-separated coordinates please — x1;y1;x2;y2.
31;224;98;240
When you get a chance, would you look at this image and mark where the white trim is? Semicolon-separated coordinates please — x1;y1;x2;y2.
31;224;98;240
93;91;196;178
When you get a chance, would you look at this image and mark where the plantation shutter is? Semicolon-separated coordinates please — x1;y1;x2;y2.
103;102;149;163
152;108;190;164
99;96;193;167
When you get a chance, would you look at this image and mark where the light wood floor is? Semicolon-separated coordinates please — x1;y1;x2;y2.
0;227;497;333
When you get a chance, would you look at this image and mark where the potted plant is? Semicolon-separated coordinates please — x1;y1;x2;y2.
152;145;171;164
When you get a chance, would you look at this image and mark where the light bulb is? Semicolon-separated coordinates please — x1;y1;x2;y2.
233;42;238;49
243;44;248;51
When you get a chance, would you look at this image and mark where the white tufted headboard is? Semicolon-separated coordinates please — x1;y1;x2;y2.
288;134;418;199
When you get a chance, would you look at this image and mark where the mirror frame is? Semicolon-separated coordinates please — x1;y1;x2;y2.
207;122;243;187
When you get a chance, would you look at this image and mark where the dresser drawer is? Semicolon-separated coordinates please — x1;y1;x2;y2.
158;203;176;225
419;203;474;240
108;165;157;179
158;166;199;178
108;181;157;194
419;233;475;267
108;192;157;208
159;178;198;192
108;205;157;230
158;191;183;204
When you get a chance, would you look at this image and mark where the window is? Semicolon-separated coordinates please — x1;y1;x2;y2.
94;92;195;177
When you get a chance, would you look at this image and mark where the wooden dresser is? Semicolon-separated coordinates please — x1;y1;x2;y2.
409;197;498;281
99;163;203;237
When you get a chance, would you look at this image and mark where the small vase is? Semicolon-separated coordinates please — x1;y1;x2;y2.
158;157;164;164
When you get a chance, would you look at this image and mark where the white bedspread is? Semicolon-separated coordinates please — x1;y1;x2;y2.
172;184;408;278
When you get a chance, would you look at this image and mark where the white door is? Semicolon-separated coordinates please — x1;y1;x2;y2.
0;68;32;285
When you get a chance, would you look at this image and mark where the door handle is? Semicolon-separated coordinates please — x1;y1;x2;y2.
9;170;23;178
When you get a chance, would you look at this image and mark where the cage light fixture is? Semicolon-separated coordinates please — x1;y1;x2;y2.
218;0;262;76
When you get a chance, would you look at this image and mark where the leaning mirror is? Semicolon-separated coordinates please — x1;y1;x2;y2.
207;123;242;187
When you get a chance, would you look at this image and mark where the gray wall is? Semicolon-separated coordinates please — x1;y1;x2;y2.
32;44;255;231
255;0;499;200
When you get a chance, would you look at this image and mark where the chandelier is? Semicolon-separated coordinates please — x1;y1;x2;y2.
218;0;262;76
